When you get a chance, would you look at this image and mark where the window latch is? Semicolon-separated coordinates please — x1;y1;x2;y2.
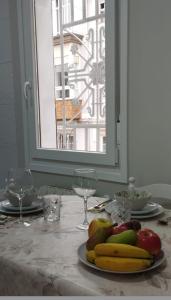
24;81;32;103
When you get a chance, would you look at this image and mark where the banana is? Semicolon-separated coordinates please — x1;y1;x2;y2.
95;256;153;272
94;243;152;259
86;250;96;264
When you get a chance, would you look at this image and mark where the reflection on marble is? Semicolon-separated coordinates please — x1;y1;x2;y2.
0;193;170;296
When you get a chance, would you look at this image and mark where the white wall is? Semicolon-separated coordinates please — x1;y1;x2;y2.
1;0;171;195
128;0;171;186
0;0;18;184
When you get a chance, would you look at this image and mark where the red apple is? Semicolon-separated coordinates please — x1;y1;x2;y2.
136;228;161;256
111;223;128;234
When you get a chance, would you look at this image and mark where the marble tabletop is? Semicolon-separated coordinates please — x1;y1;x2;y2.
0;194;171;296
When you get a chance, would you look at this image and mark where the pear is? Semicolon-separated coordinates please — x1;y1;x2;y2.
106;229;137;245
88;218;113;238
86;226;113;250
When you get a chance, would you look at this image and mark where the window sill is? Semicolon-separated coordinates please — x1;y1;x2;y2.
29;158;128;183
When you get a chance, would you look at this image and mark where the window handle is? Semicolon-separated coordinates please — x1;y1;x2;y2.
24;81;32;102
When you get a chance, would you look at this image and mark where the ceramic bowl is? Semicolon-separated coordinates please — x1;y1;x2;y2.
5;187;37;207
115;190;152;211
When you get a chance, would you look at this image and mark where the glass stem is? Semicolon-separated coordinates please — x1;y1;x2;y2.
83;196;89;225
19;197;23;223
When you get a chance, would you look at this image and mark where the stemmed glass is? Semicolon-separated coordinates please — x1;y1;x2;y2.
72;168;97;230
6;168;34;226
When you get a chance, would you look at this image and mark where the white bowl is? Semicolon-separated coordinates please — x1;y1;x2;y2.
5;188;37;207
115;190;152;211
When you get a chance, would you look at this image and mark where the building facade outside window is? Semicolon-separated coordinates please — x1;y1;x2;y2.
53;0;106;153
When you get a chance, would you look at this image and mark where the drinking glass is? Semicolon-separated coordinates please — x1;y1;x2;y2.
72;168;97;230
110;194;132;224
6;168;34;226
43;195;61;222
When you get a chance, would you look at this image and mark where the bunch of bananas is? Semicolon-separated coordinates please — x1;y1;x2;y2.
86;243;153;272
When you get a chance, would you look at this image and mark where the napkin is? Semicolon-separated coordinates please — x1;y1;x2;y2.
0;214;14;225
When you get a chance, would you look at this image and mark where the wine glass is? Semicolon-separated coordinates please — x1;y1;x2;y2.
6;168;34;226
72;168;97;230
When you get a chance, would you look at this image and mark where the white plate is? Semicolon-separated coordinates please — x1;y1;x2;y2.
105;201;158;215
1;200;40;211
131;202;160;215
105;201;164;218
78;243;166;274
131;204;164;220
0;202;43;215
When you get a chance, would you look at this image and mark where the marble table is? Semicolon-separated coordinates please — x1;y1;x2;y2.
0;195;171;296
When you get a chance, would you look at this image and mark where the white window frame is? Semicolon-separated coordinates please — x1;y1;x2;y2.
17;0;128;183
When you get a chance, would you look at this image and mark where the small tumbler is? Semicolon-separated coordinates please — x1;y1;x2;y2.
43;195;61;222
110;194;132;224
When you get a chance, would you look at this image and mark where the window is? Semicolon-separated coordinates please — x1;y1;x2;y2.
18;0;128;182
55;66;70;99
55;0;71;34
53;0;106;153
99;2;105;14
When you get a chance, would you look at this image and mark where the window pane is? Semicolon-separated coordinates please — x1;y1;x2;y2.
73;0;83;21
76;128;85;151
34;0;106;153
86;0;95;17
54;0;106;153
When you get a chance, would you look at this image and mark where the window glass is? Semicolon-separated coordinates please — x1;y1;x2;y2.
35;0;106;153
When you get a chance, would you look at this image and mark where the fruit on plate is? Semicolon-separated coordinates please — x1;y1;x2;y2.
86;226;113;250
136;228;162;256
125;220;141;231
94;243;152;259
111;220;141;235
86;250;96;264
95;256;153;272
106;229;137;245
88;218;113;238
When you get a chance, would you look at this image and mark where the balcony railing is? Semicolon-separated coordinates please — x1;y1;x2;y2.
55;99;82;121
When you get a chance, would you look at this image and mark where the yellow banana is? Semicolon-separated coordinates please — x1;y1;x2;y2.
94;243;152;259
95;256;153;272
86;250;96;264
